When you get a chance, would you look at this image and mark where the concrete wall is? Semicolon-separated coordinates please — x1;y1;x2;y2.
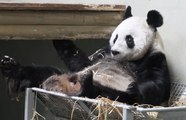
124;0;186;83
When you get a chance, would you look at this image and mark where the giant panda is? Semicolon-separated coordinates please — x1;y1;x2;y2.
0;6;170;105
41;6;170;105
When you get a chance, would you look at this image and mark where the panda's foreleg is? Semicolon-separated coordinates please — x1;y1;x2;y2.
53;40;92;72
137;52;171;105
0;55;63;97
79;70;100;98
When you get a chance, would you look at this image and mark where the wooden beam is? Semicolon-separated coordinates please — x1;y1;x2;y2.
0;3;125;40
0;11;123;25
0;25;115;40
0;3;125;11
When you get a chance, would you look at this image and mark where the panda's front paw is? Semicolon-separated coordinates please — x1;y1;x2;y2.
1;55;19;76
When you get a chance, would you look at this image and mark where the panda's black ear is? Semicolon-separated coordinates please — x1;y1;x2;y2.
123;6;132;20
147;10;163;28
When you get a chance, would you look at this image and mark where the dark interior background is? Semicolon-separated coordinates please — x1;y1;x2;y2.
0;40;107;120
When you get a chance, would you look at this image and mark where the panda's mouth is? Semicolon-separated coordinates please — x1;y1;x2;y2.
110;52;136;61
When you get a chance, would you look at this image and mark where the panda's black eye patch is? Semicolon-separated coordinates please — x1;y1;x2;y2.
113;34;118;44
125;35;135;49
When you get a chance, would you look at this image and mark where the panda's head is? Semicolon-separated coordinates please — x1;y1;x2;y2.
109;6;163;60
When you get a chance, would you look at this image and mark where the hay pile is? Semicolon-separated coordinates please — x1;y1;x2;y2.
90;97;122;120
170;97;186;107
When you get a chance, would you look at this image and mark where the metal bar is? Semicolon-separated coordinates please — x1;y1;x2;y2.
31;87;99;104
31;88;186;119
137;106;186;112
24;88;35;120
122;108;134;120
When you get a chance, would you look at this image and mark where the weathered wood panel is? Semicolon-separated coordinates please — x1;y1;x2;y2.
0;3;125;40
0;11;123;25
0;3;125;11
0;25;115;40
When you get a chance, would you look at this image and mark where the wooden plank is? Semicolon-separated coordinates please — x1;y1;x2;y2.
0;25;115;40
0;11;123;25
0;3;125;40
0;3;125;11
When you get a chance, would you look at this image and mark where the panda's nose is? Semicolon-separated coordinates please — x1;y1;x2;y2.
111;51;120;56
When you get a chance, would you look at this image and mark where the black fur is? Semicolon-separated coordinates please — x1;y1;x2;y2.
125;35;135;49
129;51;170;105
123;6;133;20
80;70;99;98
113;34;118;44
147;10;163;28
1;56;62;97
53;40;92;72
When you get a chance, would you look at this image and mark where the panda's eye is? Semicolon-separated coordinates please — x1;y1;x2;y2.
113;34;118;44
125;35;135;49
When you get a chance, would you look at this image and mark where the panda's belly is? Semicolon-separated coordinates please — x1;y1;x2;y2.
93;66;134;92
81;59;135;92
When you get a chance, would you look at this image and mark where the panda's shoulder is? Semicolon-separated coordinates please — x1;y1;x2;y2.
147;48;167;63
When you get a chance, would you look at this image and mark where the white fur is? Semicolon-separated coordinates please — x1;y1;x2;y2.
93;70;134;92
109;17;156;61
152;32;165;54
78;60;134;92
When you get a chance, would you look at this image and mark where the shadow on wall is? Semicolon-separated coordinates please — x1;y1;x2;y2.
0;40;107;120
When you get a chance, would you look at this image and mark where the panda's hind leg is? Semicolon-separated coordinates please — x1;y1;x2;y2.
0;55;63;98
53;40;92;72
1;55;23;97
